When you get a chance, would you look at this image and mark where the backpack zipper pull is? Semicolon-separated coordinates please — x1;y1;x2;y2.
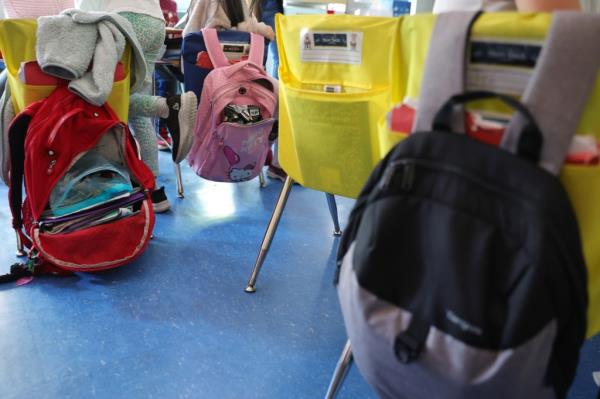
401;163;416;191
334;259;343;285
46;159;57;175
380;161;416;192
380;164;397;191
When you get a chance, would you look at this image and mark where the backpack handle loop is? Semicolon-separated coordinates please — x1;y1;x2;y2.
248;32;265;66
433;91;543;164
47;107;85;146
202;28;230;68
203;28;265;68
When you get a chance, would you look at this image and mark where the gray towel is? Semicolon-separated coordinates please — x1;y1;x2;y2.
36;10;147;106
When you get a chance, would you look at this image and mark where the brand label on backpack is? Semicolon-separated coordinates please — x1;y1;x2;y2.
446;310;483;336
221;42;250;61
300;30;363;65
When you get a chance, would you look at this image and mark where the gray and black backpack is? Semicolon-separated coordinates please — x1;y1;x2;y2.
336;11;599;399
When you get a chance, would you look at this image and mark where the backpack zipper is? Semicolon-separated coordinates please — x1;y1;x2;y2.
36;126;132;225
211;81;276;110
38;189;145;227
379;158;533;207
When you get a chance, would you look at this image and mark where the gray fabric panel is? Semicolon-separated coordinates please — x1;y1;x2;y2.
36;15;98;80
68;21;126;107
501;12;600;175
337;243;557;399
93;126;128;169
37;10;148;106
0;80;14;186
482;0;516;11
65;10;147;95
412;11;480;133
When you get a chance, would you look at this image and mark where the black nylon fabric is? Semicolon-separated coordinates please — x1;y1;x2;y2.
337;130;588;398
8;114;31;229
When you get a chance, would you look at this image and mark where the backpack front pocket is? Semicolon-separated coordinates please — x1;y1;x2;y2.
199;118;274;182
33;197;154;271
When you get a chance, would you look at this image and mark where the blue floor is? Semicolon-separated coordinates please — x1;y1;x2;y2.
0;151;598;399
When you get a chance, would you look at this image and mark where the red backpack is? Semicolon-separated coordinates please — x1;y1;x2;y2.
5;87;155;281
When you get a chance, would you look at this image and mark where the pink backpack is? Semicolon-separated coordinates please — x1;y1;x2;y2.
188;28;277;183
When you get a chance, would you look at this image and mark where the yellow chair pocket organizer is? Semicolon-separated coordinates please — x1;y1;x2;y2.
276;15;401;198
378;12;600;338
0;19;131;121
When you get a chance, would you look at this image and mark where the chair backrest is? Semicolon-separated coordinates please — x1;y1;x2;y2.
275;14;402;198
0;19;131;121
181;30;269;99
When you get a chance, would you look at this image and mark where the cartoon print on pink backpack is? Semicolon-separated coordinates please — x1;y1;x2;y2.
229;164;255;181
223;145;256;182
241;132;267;154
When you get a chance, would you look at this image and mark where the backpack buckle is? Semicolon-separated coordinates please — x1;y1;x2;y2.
394;317;430;364
394;331;423;363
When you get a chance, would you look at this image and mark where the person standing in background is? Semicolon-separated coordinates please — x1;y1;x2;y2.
261;0;283;78
155;0;182;151
161;0;179;26
181;0;273;39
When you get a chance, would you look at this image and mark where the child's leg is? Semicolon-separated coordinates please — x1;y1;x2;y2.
120;12;166;176
154;64;180;145
129;80;161;176
123;12;197;170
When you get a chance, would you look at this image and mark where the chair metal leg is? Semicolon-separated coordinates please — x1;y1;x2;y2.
325;340;353;399
174;162;184;198
259;170;266;188
15;230;25;257
245;176;294;293
326;193;342;236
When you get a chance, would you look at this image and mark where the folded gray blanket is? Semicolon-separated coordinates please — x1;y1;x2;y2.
36;9;147;106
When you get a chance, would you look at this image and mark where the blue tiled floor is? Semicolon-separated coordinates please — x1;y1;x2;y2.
0;152;597;398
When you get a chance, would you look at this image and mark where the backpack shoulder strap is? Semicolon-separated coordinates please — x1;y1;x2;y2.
8;112;32;231
412;11;482;133
502;12;600;174
415;11;600;175
202;28;230;68
248;32;265;66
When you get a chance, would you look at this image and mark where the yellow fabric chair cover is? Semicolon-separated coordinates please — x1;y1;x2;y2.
276;15;402;198
0;19;131;121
